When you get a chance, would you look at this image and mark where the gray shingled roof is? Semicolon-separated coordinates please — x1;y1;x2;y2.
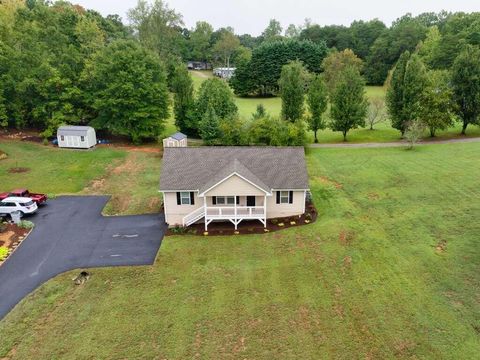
169;132;187;141
57;126;93;136
160;147;309;192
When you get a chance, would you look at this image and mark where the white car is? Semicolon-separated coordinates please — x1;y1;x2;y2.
0;197;38;216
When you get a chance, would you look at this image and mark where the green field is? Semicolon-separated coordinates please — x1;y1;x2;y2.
1;142;479;359
0;141;125;195
188;71;480;143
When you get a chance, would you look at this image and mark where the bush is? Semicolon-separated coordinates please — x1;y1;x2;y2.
0;246;9;261
170;226;187;235
19;220;34;230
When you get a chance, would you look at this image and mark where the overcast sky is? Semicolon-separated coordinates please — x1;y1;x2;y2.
74;0;479;35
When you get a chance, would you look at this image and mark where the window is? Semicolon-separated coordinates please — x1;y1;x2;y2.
61;135;65;141
280;191;290;204
215;196;235;205
20;201;34;207
81;136;85;142
180;192;191;205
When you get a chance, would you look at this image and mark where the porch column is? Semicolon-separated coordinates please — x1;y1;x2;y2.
234;197;238;230
264;195;267;228
204;196;207;231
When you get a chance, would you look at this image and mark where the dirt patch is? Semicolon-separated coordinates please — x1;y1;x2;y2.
8;167;30;174
435;239;447;253
0;150;7;160
315;176;343;189
339;230;356;246
368;192;380;200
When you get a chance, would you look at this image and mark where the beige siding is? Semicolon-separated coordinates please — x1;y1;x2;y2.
163;192;202;226
204;175;265;196
266;191;305;218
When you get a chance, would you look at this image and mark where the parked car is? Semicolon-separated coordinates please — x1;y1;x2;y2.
0;189;47;204
0;197;38;217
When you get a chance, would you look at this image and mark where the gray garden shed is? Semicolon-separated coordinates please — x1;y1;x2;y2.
57;126;96;149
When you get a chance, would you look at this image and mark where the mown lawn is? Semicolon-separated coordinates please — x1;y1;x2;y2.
1;142;479;359
0;141;125;195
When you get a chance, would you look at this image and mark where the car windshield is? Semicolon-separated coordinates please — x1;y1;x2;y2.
20;201;34;207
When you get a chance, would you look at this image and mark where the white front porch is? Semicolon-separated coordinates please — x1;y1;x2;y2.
183;195;267;230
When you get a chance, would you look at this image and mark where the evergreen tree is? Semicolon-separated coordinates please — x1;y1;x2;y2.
386;51;410;135
330;66;368;141
252;104;267;120
200;105;221;145
451;45;480;135
195;78;237;124
306;75;328;143
171;65;196;136
278;61;308;122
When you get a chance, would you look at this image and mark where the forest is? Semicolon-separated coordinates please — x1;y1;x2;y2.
0;0;479;143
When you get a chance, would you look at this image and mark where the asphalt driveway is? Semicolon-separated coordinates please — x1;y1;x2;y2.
0;196;166;320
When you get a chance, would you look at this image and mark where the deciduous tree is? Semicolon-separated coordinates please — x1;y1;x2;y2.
306;75;328;142
330;66;368;141
195;78;238;122
451;45;480;134
322;49;363;95
419;70;454;137
278;61;309;122
83;40;169;144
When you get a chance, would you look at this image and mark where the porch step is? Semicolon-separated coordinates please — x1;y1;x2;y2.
183;208;205;227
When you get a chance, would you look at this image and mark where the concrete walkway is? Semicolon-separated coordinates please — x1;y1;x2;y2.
0;196;166;320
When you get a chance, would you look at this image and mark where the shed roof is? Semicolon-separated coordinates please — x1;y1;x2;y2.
160;147;309;192
167;132;187;141
57;126;94;136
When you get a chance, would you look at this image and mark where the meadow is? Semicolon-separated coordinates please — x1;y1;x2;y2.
1;141;479;359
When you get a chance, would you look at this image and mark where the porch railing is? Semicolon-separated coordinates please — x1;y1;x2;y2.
205;206;265;219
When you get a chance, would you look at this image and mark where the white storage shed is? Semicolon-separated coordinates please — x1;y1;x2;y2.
57;126;96;149
163;132;187;148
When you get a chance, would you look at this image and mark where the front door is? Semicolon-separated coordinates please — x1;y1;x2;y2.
246;196;256;207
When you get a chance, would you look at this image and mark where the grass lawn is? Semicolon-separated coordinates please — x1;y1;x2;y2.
188;71;480;144
0;141;163;215
1;142;479;358
0;141;125;195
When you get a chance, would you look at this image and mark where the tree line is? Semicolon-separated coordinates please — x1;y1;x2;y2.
1;1;479;144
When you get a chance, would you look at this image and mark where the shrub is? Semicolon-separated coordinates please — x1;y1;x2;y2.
0;246;9;261
19;220;34;229
170;226;187;235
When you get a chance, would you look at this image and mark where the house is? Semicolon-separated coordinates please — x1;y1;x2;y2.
187;61;212;70
57;126;96;149
213;67;236;79
163;132;187;148
159;147;310;230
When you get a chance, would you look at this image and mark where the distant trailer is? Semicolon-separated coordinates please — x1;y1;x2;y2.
57;126;96;149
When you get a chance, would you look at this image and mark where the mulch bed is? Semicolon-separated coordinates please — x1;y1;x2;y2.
0;223;30;264
166;201;318;236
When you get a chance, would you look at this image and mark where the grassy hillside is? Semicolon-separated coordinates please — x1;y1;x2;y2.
1;142;479;359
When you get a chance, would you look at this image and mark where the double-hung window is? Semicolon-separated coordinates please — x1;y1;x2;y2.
280;191;290;204
216;196;235;205
180;192;191;205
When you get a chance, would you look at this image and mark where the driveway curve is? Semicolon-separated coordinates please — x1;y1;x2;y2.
0;196;166;320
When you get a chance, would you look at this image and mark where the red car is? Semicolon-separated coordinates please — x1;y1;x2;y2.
0;189;47;205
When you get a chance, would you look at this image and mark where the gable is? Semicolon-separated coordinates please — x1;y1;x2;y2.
204;174;266;196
